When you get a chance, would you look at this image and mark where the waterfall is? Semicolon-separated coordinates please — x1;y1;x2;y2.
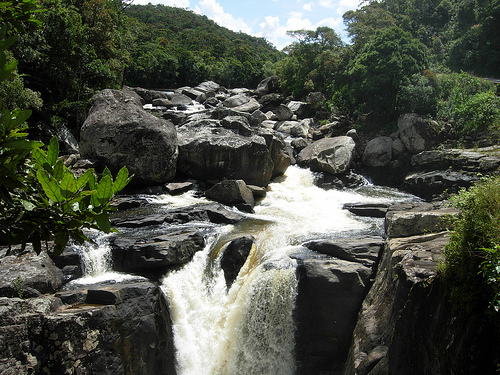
160;166;415;374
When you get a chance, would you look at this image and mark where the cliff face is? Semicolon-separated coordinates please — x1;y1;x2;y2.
344;205;500;375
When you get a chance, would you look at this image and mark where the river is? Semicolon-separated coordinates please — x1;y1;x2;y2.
70;165;417;374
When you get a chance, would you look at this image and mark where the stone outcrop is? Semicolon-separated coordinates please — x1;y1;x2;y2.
80;89;178;186
362;136;393;168
294;236;385;374
0;246;64;298
176;117;290;186
297;136;356;175
111;229;205;274
0;279;176;375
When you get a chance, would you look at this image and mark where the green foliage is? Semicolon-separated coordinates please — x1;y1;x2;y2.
480;244;500;312
123;4;283;89
443;176;500;312
339;26;428;125
277;26;343;98
0;0;132;256
397;70;439;117
437;72;500;134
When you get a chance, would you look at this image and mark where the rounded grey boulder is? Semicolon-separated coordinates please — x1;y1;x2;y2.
80;89;178;186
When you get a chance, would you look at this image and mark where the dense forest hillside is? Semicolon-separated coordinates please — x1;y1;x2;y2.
1;0;499;136
123;4;284;89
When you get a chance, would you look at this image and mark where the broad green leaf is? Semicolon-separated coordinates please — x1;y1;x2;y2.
112;166;132;194
97;175;113;203
60;173;76;197
52;159;64;181
9;109;31;130
102;166;112;179
94;211;111;233
31;147;47;167
75;169;93;190
47;136;59;166
36;169;64;203
53;231;69;257
0;139;43;150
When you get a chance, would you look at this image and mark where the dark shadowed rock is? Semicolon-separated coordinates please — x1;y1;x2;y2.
362;136;393;167
126;86;169;104
275;104;294;121
254;75;279;96
220;236;254;288
80;89;178;186
295;256;374;374
111;229;205;273
297;136;356;175
303;236;384;268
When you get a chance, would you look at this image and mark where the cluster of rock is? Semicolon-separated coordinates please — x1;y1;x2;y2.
3;76;500;374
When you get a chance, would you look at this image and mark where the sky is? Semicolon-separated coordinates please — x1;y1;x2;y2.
130;0;364;50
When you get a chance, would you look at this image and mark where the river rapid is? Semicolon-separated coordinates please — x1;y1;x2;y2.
71;165;417;374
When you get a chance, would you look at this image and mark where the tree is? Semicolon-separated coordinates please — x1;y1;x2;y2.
339;26;428;125
0;0;132;255
277;26;343;98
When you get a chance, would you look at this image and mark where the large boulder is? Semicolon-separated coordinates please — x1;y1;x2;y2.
344;232;449;375
297;136;356;175
362;136;393;167
275;120;310;138
80;89;178;186
398;113;443;154
223;94;261;113
176;118;290;186
111;229;205;274
254;75;279;96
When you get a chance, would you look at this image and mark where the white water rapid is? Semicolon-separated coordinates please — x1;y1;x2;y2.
159;165;416;375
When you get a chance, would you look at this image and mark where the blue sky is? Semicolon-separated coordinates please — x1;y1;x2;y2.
131;0;363;50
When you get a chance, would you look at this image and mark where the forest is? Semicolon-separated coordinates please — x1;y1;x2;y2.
1;0;499;137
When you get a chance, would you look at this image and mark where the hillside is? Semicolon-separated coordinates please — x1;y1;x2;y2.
123;4;285;89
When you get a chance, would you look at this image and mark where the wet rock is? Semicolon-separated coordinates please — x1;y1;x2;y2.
110;197;146;211
151;98;174;108
205;180;255;211
111;229;205;273
80;89;178;186
343;203;390;218
220;236;255;288
0;246;64;298
297;136;356;175
168;92;193;106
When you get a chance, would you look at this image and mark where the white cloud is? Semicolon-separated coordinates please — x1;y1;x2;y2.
303;3;313;11
194;0;252;34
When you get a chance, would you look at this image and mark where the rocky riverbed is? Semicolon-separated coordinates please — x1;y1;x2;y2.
2;77;500;374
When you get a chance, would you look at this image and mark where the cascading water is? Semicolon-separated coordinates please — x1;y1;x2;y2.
159;165;417;375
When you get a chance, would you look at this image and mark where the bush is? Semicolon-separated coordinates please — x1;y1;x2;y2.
443;176;500;312
437;72;500;134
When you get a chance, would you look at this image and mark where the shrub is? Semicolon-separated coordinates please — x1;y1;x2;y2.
443;176;500;312
455;91;500;133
